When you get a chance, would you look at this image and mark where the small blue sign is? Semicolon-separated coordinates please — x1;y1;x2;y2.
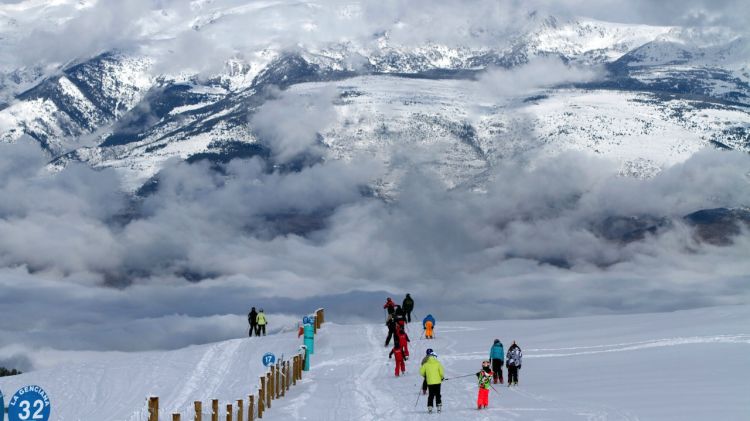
7;385;51;421
262;352;276;367
1;388;4;420
303;316;312;325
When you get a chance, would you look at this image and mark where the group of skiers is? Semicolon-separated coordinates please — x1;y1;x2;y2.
475;339;523;409
247;307;268;337
381;296;524;413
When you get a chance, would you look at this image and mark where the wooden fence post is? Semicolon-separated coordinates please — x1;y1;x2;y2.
226;404;233;421
173;414;181;421
266;373;273;409
286;360;291;390
275;362;281;399
194;401;202;421
284;361;292;390
281;361;286;397
248;395;255;421
258;377;265;418
149;397;159;421
292;356;297;385
212;399;219;421
237;399;243;421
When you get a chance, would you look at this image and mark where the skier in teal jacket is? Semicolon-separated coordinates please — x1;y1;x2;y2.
489;339;504;384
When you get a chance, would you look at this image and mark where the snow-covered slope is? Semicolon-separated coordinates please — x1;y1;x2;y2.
1;305;748;420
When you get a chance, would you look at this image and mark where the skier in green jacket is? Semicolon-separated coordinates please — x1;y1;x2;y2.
256;309;267;336
419;349;445;413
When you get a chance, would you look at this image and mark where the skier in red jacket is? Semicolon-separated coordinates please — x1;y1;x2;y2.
389;343;406;376
383;297;396;320
396;325;411;360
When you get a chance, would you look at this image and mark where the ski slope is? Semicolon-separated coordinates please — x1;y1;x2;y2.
1;306;749;420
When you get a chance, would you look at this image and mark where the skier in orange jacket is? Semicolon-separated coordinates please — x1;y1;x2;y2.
423;314;436;339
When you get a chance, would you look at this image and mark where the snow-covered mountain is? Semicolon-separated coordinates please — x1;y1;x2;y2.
0;1;748;193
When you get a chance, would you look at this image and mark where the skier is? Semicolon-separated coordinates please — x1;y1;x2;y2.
419;348;444;414
476;360;493;409
396;324;411;360
247;307;258;337
402;293;414;323
256;309;267;336
389;343;406;376
489;339;504;384
384;315;397;347
420;353;430;395
423;314;435;339
394;305;407;330
383;297;396;320
506;341;522;386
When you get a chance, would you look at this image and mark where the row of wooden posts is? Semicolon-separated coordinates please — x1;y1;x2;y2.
147;308;325;421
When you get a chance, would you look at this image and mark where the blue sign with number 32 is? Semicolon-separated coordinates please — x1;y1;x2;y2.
7;385;51;421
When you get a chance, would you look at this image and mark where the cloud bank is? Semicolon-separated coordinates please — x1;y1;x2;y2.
0;135;749;370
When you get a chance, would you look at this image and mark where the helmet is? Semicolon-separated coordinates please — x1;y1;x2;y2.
494;339;500;344
482;360;490;367
426;348;435;356
259;309;264;312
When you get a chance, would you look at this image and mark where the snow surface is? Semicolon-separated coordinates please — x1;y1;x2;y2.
1;305;748;420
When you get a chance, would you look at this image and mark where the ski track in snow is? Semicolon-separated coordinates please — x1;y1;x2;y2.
169;341;225;411
440;334;750;362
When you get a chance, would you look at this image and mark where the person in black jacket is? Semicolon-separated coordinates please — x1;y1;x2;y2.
394;305;407;330
248;307;258;337
385;315;397;347
402;294;414;323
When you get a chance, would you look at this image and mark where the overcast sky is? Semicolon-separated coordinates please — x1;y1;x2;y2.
0;0;749;371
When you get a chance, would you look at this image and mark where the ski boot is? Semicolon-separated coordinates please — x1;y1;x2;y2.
437;404;442;413
428;406;433;414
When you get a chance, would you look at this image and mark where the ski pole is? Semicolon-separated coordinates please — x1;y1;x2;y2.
414;385;422;407
443;373;476;381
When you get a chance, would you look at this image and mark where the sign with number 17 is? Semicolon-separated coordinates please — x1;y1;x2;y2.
7;385;51;421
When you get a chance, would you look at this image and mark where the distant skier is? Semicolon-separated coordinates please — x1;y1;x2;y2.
383;297;396;320
423;314;435;339
389;343;406;376
396;325;411;360
419;348;445;414
248;307;259;337
402;293;414;323
476;360;493;409
256;309;267;336
394;305;407;330
385;315;397;347
489;339;504;384
506;341;522;386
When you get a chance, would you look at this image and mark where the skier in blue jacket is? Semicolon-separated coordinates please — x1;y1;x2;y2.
489;339;504;384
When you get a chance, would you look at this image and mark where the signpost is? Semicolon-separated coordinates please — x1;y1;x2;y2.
7;385;50;421
262;352;276;368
